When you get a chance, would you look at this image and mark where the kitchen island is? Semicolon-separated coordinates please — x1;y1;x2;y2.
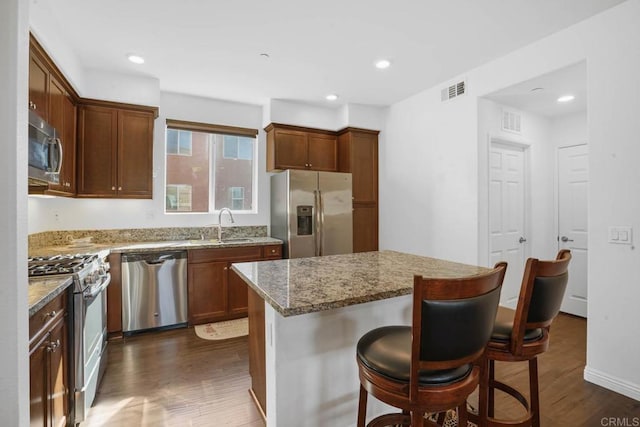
231;250;492;427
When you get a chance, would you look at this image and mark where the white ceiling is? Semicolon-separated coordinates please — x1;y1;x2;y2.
31;0;624;108
485;61;587;118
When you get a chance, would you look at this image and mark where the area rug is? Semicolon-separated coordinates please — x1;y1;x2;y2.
194;318;248;341
427;409;477;427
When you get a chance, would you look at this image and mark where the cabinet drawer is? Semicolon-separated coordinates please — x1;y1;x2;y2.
262;245;282;259
29;293;66;341
188;246;263;263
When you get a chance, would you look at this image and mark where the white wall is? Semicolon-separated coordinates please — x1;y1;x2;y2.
381;0;640;400
0;0;29;423
551;111;588;148
83;69;160;106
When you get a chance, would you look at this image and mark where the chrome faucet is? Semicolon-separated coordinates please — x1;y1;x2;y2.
217;207;235;241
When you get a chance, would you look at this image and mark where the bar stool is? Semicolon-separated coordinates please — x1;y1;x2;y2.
356;262;507;427
472;249;571;427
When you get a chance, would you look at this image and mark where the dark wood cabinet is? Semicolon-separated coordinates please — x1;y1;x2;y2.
187;244;282;325
338;128;379;252
29;291;70;427
46;75;76;196
29;36;79;197
28;52;49;121
77;101;155;198
266;123;337;172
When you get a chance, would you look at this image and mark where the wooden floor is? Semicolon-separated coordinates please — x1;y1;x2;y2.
83;312;639;426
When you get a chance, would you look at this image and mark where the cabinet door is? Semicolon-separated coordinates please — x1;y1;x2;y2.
77;105;118;196
117;110;154;198
29;53;49;121
307;133;337;172
227;264;249;316
350;132;378;204
47;77;76;196
29;334;48;427
273;129;308;170
353;205;378;253
61;92;77;194
48;318;68;427
188;261;227;324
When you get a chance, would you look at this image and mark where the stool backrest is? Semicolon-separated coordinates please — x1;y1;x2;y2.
510;249;571;355
410;262;506;398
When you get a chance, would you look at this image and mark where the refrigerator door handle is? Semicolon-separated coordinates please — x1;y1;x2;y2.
318;189;324;256
313;190;320;256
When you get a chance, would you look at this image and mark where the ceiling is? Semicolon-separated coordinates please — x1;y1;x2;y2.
485;61;587;118
30;0;625;108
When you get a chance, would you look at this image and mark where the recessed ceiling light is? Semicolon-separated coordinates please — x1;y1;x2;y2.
127;54;145;64
326;94;339;101
557;95;575;103
375;59;391;69
260;53;270;58
530;87;544;92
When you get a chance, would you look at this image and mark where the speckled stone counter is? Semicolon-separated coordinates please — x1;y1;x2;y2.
231;250;492;317
28;276;73;317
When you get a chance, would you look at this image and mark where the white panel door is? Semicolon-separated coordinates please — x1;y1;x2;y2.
489;143;527;308
558;144;589;317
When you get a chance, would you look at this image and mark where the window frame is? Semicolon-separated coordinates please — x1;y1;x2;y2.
164;119;258;214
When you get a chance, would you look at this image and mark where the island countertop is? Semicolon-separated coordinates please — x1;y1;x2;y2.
231;250;492;317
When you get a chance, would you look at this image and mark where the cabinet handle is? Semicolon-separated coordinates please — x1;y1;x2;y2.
224;266;228;271
47;339;61;352
111;186;116;191
42;310;57;320
32;102;37;110
118;186;122;191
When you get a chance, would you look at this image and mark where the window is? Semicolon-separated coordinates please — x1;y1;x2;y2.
165;184;193;211
223;135;254;160
229;187;244;210
166;129;193;155
165;119;258;213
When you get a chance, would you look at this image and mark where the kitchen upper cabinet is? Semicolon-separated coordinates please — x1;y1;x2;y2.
187;245;282;325
338;128;379;252
29;291;70;427
266;123;337;172
77;102;156;198
46;76;77;196
28;52;49;121
28;35;79;197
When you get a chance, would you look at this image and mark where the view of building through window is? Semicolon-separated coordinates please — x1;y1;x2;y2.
165;124;256;213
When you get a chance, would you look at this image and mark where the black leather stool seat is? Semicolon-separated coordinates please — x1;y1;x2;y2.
356;326;472;385
490;320;543;343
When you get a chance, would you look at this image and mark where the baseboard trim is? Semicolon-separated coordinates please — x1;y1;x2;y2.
584;366;640;401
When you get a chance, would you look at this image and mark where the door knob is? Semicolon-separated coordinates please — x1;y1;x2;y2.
561;236;574;242
519;237;527;243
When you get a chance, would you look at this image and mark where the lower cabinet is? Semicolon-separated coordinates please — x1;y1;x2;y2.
187;244;282;325
29;291;70;427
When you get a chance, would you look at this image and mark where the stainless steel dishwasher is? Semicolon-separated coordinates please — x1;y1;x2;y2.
121;251;188;333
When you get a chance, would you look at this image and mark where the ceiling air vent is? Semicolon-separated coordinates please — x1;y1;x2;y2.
441;80;466;101
501;109;522;134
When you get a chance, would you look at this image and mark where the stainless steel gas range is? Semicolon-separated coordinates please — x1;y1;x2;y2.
28;253;111;425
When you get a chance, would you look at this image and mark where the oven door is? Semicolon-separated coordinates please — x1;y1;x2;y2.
74;273;110;423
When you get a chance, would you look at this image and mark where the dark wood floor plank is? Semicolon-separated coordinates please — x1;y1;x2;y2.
83;311;639;426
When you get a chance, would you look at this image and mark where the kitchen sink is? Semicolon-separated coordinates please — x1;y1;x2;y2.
221;238;253;243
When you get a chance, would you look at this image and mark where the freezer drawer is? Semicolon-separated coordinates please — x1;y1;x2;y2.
121;251;188;333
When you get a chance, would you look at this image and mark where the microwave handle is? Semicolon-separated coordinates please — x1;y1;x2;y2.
48;137;63;174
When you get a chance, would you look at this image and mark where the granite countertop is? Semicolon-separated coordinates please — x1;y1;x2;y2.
28;236;283;314
28;276;73;317
231;250;493;317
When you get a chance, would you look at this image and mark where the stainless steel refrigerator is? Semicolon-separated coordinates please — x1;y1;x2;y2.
271;170;353;258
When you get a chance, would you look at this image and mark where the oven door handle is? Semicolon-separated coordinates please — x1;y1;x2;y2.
83;273;111;301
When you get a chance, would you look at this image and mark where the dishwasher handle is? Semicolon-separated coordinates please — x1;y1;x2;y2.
121;251;187;264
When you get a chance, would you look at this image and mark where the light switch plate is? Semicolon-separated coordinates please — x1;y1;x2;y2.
609;226;633;245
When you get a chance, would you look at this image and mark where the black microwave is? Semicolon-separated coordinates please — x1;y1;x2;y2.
28;109;62;184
